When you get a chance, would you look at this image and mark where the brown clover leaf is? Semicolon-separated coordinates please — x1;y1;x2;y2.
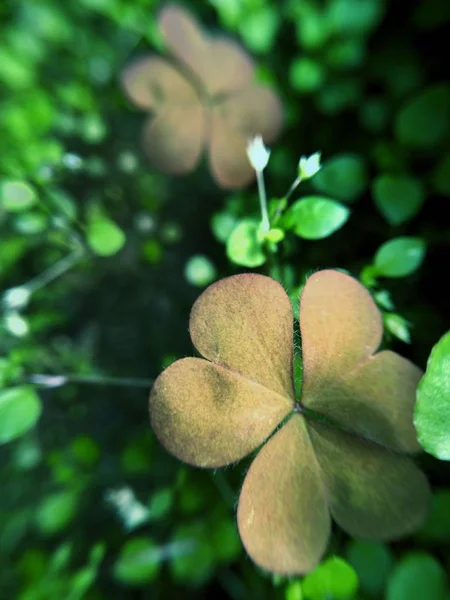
121;3;283;188
149;270;431;575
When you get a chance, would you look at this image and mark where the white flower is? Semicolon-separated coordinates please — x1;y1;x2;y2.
246;135;271;172
2;286;31;310
298;151;321;180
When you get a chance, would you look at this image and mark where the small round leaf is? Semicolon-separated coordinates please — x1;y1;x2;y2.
373;237;426;278
312;154;368;202
226;219;266;267
395;84;450;148
346;540;394;597
284;196;350;240
302;556;359;600
387;552;447;600
0;181;37;212
373;174;425;225
86;217;126;257
114;537;161;585
0;386;42;444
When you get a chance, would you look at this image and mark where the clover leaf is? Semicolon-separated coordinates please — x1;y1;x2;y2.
121;3;283;189
149;270;430;575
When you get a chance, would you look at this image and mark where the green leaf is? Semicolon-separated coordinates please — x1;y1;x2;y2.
0;180;37;212
0;386;42;444
114;537;161;585
226;219;266;267
384;313;412;344
184;255;216;287
286;581;303;600
432;153;450;196
170;523;214;585
373;174;425;225
387;552;447;600
302;556;359;600
395;84;450;148
211;211;238;243
417;489;450;542
36;490;78;535
239;6;280;54
414;331;450;460
346;541;394;597
284;196;350;240
290;57;325;93
148;488;173;521
86;216;126;256
373;237;426;278
312;154;368;202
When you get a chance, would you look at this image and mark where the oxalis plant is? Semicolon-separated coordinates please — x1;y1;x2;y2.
148;137;432;575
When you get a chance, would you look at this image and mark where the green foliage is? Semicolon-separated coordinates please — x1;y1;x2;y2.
302;557;359;600
372;174;425;225
184;255;216;287
86;215;126;256
415;331;450;460
373;237;426;278
386;552;448;600
226;219;266;267
114;537;161;585
395;84;450;148
283;196;350;239
346;540;394;597
0;387;41;444
0;181;37;212
35;490;79;535
417;489;450;542
312;154;368;202
0;0;448;596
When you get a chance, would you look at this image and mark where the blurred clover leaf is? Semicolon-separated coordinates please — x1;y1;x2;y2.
395;84;450;149
121;3;283;189
312;154;368;202
149;270;430;574
0;386;42;444
386;552;448;600
283;196;350;240
414;331;450;460
301;556;359;600
372;174;425;225
373;237;426;278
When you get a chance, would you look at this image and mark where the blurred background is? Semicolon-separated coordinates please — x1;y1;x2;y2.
1;0;449;598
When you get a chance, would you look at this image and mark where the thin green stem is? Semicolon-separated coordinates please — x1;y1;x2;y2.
26;248;84;294
285;175;302;202
27;373;154;388
256;169;270;233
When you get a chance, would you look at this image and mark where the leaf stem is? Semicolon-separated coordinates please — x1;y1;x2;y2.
27;373;154;389
256;169;270;233
26;247;85;294
285;176;302;202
